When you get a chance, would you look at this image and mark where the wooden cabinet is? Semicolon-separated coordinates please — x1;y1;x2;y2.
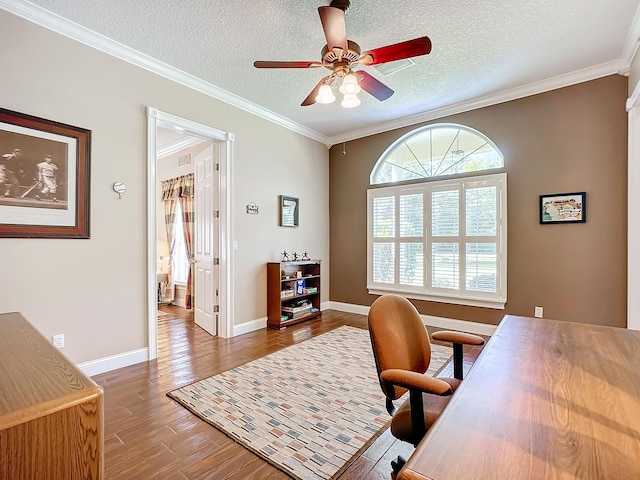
0;312;104;480
267;260;322;329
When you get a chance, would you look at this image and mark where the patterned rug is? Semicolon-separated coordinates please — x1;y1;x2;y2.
167;326;452;480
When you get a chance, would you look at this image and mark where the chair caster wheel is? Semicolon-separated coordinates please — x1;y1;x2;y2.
391;454;407;474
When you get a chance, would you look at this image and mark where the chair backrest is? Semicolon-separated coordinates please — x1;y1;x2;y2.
368;294;432;401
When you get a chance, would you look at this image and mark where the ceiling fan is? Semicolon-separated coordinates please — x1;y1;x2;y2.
254;0;432;108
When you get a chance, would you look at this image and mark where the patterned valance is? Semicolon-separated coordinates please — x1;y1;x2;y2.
161;173;194;200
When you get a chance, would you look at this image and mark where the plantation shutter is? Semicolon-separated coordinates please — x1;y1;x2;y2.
465;185;498;293
367;173;506;308
372;196;395;284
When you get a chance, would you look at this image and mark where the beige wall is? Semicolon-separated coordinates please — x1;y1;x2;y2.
330;75;628;328
0;10;329;364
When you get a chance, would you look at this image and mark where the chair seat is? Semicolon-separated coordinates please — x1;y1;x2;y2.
390;377;461;445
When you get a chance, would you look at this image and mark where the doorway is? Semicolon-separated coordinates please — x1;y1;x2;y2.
147;107;235;360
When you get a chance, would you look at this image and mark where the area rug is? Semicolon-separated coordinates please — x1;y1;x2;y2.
167;326;452;480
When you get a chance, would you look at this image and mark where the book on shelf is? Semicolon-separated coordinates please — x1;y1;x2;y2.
282;303;312;314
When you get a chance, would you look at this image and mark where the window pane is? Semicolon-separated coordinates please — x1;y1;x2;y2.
371;124;504;185
400;243;423;286
432;191;459;236
400;194;423;237
373;196;395;238
466;243;497;292
432;243;459;289
171;202;190;284
373;242;395;283
466;187;496;236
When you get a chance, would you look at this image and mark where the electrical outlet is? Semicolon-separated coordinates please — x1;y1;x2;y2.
534;306;543;318
52;334;65;349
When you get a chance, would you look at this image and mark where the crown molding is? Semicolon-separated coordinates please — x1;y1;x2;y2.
622;2;640;67
327;59;628;145
0;0;330;146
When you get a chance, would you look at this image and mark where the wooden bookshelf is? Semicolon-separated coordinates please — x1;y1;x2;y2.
267;260;321;329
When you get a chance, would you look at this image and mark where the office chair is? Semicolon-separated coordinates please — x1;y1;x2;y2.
368;294;484;476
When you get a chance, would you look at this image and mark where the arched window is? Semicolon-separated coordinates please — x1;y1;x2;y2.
367;124;507;309
371;123;503;185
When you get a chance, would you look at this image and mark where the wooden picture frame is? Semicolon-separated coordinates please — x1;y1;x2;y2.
540;191;586;224
0;108;91;238
279;195;299;227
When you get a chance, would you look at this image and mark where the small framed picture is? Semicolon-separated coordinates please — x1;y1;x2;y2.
279;195;299;227
540;192;586;224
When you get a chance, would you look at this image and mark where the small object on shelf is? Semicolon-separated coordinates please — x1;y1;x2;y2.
292;252;299;261
281;315;289;321
302;251;310;260
294;271;303;278
295;279;306;295
281;288;295;298
303;287;318;294
281;251;290;262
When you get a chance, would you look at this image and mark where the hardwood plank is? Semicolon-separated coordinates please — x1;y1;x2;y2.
92;305;485;479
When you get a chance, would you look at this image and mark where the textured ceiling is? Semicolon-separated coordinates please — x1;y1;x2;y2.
5;0;640;144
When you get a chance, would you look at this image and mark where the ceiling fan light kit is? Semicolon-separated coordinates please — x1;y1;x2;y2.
254;1;432;109
341;93;361;108
339;73;361;95
315;84;336;104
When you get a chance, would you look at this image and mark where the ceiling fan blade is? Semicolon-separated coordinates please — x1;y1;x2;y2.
359;36;432;66
356;71;394;101
254;61;322;69
301;76;333;106
318;6;348;57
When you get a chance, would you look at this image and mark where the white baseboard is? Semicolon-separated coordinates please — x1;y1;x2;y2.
233;316;267;336
327;301;497;336
78;347;149;377
327;301;370;316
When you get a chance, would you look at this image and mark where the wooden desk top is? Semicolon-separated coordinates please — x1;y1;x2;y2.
0;312;103;432
399;315;640;480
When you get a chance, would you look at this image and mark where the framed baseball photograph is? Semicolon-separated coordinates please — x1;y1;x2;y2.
540;191;586;224
0;108;91;238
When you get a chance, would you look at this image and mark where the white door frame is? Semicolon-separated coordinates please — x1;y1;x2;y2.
628;87;640;331
146;107;235;359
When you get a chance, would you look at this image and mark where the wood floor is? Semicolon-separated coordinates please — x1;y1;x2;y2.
93;305;485;480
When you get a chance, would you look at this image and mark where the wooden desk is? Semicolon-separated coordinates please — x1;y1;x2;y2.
0;312;104;479
399;315;640;480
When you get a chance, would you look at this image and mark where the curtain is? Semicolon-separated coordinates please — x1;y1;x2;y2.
161;173;194;308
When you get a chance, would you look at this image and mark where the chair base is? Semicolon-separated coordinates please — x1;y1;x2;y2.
391;454;407;478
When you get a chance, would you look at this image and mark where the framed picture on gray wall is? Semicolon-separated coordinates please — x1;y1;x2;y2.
0;108;91;238
540;191;586;224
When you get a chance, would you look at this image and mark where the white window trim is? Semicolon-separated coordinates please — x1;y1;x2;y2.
367;172;507;309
